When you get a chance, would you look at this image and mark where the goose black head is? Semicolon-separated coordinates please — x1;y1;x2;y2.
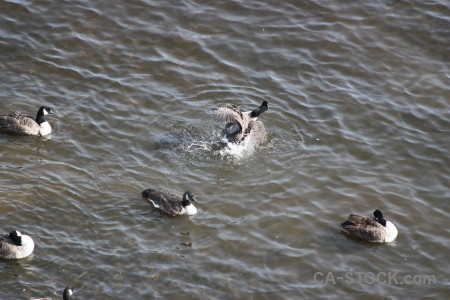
36;106;54;123
373;209;387;226
249;100;269;118
182;191;198;206
221;122;242;144
63;287;74;300
38;106;54;115
9;231;23;246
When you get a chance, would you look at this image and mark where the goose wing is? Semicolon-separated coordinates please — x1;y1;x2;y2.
11;111;34;118
244;120;267;145
142;189;184;216
214;104;252;142
214;104;251;129
0;233;18;259
341;214;386;242
0;112;40;135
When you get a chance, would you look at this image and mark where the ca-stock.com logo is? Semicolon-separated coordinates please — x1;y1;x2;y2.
313;271;437;285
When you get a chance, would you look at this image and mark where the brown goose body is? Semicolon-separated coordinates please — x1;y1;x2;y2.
31;287;74;300
142;189;198;216
0;231;35;259
341;210;398;243
0;106;53;136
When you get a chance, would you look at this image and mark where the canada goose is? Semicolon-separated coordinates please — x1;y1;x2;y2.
32;287;74;300
0;230;35;259
142;189;198;216
0;106;54;136
214;101;268;145
341;210;398;243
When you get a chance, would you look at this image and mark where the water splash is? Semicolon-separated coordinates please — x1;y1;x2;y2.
157;121;265;162
218;133;259;160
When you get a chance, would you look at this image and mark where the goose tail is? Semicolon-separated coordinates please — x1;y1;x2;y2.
341;220;356;230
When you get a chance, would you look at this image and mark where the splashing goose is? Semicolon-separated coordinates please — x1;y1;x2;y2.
0;230;35;259
214;101;268;146
32;287;74;300
341;210;398;243
142;189;198;216
0;106;54;136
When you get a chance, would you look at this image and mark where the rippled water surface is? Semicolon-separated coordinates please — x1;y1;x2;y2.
1;0;449;299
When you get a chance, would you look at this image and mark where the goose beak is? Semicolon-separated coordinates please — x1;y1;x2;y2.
191;196;199;203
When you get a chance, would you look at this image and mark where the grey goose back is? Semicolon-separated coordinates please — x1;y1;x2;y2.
341;210;398;243
0;106;54;136
0;230;35;259
142;189;198;216
32;287;74;300
214;101;268;145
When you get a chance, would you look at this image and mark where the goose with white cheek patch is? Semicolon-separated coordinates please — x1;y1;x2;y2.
0;230;35;259
341;210;398;243
0;106;54;136
32;287;74;300
142;189;198;216
214;101;268;146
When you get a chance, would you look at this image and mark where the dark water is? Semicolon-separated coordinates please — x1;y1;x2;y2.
0;0;449;299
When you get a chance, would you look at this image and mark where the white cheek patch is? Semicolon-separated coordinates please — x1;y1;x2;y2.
149;200;160;209
43;109;49;115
